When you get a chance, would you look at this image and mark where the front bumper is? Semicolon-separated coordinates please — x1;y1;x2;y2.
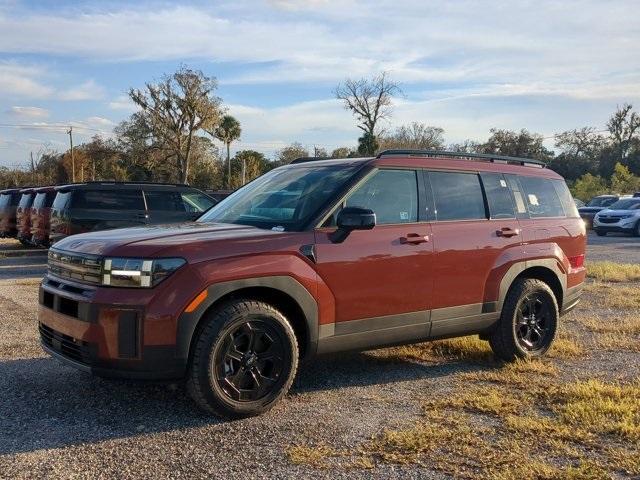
38;267;199;380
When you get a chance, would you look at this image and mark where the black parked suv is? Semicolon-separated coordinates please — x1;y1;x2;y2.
49;182;216;244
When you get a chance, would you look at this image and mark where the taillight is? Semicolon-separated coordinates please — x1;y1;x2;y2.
568;254;585;269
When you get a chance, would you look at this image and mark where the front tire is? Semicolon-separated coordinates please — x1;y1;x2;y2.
187;299;299;418
595;229;607;237
489;278;558;362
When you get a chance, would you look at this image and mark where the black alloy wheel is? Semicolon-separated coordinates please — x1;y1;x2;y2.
214;319;286;402
515;293;552;353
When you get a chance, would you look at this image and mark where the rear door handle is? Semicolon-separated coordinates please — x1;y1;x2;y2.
496;227;520;238
400;233;430;244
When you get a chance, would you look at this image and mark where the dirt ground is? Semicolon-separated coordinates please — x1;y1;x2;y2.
0;238;638;479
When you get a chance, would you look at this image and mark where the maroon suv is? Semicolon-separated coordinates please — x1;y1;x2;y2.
38;150;586;418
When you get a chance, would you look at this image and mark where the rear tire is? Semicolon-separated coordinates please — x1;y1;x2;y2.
489;278;558;362
187;299;299;418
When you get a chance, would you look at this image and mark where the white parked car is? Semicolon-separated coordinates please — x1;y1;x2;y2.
593;197;640;237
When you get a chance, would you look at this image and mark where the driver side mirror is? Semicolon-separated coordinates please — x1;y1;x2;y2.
330;207;376;243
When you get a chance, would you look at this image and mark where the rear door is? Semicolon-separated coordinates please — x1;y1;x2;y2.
69;188;147;234
427;170;523;337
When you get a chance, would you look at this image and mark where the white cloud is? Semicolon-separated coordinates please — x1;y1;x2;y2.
108;95;137;112
85;116;115;127
6;106;50;118
0;62;53;98
59;80;105;101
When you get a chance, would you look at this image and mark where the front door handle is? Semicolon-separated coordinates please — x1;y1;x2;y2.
400;233;430;244
496;227;520;238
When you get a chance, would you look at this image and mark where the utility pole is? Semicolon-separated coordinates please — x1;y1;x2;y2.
30;151;35;184
67;126;75;182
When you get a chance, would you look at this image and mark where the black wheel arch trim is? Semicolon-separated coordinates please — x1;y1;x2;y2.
176;275;318;362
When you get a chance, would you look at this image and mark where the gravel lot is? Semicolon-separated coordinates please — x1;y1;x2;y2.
0;234;638;479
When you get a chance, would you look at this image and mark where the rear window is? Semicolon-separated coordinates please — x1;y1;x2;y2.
33;192;55;209
430;171;486;221
518;176;565;218
480;173;515;219
18;194;34;208
72;190;144;210
144;191;185;212
52;191;71;210
0;194;12;209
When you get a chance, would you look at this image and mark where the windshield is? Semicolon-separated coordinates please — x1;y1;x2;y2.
587;197;617;207
198;165;360;231
607;199;640;210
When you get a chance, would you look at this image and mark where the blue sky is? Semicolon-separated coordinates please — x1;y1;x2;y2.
1;0;639;167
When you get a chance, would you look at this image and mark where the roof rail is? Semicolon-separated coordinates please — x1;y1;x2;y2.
376;149;546;168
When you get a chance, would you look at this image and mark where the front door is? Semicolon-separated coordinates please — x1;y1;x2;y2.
314;168;434;348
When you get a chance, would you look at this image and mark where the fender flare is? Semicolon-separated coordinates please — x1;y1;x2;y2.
496;258;567;312
175;275;319;361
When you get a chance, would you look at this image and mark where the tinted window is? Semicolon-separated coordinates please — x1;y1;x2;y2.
33;192;48;209
430;171;485;221
481;173;515;219
72;190;144;210
182;192;215;213
0;194;11;209
52;191;71;210
18;194;34;208
552;180;579;217
345;169;418;224
518;176;565;218
145;191;185;212
587;196;617;207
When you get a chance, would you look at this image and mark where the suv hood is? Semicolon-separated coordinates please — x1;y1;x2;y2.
51;222;283;258
578;206;606;214
597;209;639;217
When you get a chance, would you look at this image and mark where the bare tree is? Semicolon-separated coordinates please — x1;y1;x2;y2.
129;67;223;183
335;72;401;154
607;103;640;163
379;122;445;151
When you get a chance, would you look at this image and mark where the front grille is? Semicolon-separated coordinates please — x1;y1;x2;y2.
48;249;102;285
598;217;620;224
39;323;94;364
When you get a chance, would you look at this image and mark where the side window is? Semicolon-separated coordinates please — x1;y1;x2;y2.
430;171;486;221
144;191;185;212
518;176;565;218
552;180;579;218
480;173;515;219
73;190;145;210
344;169;418;225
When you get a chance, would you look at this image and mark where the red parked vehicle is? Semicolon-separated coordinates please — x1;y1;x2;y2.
38;150;586;418
30;186;57;247
0;188;21;238
16;188;36;245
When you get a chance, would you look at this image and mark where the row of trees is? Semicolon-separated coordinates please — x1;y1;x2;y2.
2;68;639;202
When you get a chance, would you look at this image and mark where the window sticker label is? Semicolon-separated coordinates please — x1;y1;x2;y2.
500;179;507;187
400;211;409;220
528;194;539;206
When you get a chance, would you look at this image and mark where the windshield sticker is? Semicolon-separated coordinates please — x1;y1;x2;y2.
271;226;285;232
400;212;409;220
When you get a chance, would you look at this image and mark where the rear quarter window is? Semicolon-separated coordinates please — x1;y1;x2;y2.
518;176;565;218
144;190;185;212
181;192;216;213
552;180;579;218
72;190;145;210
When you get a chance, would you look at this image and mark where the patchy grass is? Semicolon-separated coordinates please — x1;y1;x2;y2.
14;278;42;286
459;359;558;386
587;261;640;283
575;314;640;352
286;444;337;467
583;283;640;309
387;335;494;363
549;331;585;358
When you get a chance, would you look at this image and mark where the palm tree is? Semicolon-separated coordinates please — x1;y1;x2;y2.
212;115;241;188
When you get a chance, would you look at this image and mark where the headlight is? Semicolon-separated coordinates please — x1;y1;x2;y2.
102;257;186;288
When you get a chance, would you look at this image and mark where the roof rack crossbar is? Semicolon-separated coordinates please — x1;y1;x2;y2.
376;149;546;168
